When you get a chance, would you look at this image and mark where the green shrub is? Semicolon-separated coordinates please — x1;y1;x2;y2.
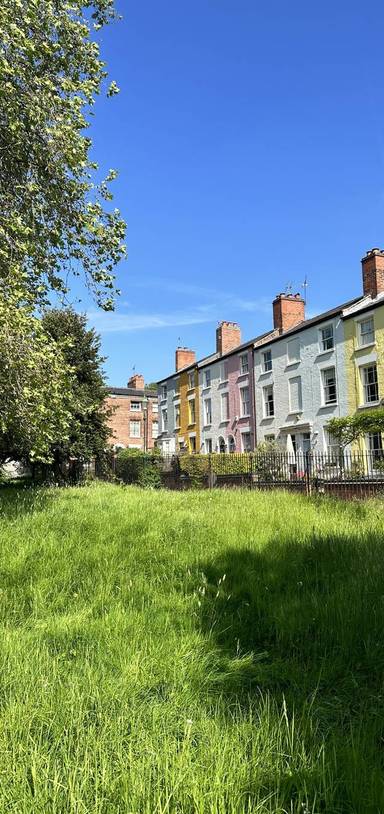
116;449;161;488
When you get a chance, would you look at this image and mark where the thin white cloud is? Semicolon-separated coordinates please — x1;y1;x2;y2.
87;309;214;333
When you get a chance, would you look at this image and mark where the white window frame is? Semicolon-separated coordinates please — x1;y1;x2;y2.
130;419;141;438
130;401;141;412
287;338;300;365
204;369;211;388
188;398;196;425
288;376;302;413
174;378;180;395
321;367;337;406
221;392;229;421
161;384;167;400
219;361;228;383
174;404;180;429
161;408;168;431
361;363;379;405
152;421;158;439
204;397;212;426
263;385;274;417
262;349;272;372
152;403;159;414
188;371;195;389
228;435;236;452
205;438;213;454
241;431;252;452
239;353;249;375
367;431;383;458
319;324;334;352
358;316;375;348
240;385;250;417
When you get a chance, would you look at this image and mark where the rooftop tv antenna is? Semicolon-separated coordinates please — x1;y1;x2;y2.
285;281;293;294
301;275;309;305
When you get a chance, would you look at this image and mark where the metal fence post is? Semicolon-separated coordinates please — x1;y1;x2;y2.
305;451;312;496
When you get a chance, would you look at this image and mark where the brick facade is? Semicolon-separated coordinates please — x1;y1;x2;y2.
216;321;241;355
106;384;158;450
362;248;384;298
272;293;305;333
175;348;196;371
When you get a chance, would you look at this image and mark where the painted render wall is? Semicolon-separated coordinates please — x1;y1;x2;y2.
157;377;177;454
199;346;255;452
343;301;384;452
253;316;348;453
178;366;200;452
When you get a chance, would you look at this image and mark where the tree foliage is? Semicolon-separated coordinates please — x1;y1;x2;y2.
0;287;74;464
41;309;112;473
0;0;126;310
327;410;384;448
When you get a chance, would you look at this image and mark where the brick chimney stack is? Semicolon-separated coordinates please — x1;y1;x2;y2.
175;347;196;372
128;373;145;390
273;293;305;334
362;248;384;299
216;321;242;355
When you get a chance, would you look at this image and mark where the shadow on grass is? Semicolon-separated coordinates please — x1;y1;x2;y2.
0;483;56;519
195;531;384;812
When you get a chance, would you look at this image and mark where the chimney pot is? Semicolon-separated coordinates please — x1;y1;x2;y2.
361;248;384;298
128;373;145;390
272;293;305;334
175;347;196;371
216;321;242;355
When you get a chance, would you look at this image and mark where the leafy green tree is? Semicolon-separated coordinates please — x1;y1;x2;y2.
0;0;126;310
327;410;384;448
0;287;74;464
41;309;112;476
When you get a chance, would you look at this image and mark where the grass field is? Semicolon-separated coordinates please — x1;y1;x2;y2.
1;484;384;813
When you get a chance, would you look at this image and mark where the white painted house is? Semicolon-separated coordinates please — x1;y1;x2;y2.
253;294;360;454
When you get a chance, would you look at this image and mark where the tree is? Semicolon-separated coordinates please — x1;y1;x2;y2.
0;0;126;310
0;287;74;464
327;410;384;448
41;309;112;476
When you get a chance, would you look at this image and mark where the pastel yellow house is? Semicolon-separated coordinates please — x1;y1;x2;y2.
178;365;200;453
342;249;384;457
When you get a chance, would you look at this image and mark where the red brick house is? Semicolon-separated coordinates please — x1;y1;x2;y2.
105;374;158;451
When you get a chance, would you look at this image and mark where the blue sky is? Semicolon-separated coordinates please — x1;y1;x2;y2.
80;0;384;384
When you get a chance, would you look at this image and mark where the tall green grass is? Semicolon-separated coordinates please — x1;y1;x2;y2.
0;483;384;812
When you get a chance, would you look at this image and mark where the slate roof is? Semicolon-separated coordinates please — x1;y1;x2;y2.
107;387;158;398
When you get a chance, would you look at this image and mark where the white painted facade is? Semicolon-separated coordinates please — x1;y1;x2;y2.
253;314;349;454
157;378;177;454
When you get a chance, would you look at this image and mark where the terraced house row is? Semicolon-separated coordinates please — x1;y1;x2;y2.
157;248;384;456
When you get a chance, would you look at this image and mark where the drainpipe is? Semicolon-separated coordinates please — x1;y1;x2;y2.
251;346;258;450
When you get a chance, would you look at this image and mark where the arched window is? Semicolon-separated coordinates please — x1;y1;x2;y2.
228;435;236;453
218;437;226;454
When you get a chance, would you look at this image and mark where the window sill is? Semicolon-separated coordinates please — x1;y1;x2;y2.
261;415;275;421
259;369;273;377
239;413;251;419
218;379;229;386
355;342;376;352
201;386;211;393
358;402;381;410
238;371;249;378
318;402;338;410
285;361;300;369
219;419;230;425
287;410;303;417
203;423;212;429
187;422;196;428
316;348;334;358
